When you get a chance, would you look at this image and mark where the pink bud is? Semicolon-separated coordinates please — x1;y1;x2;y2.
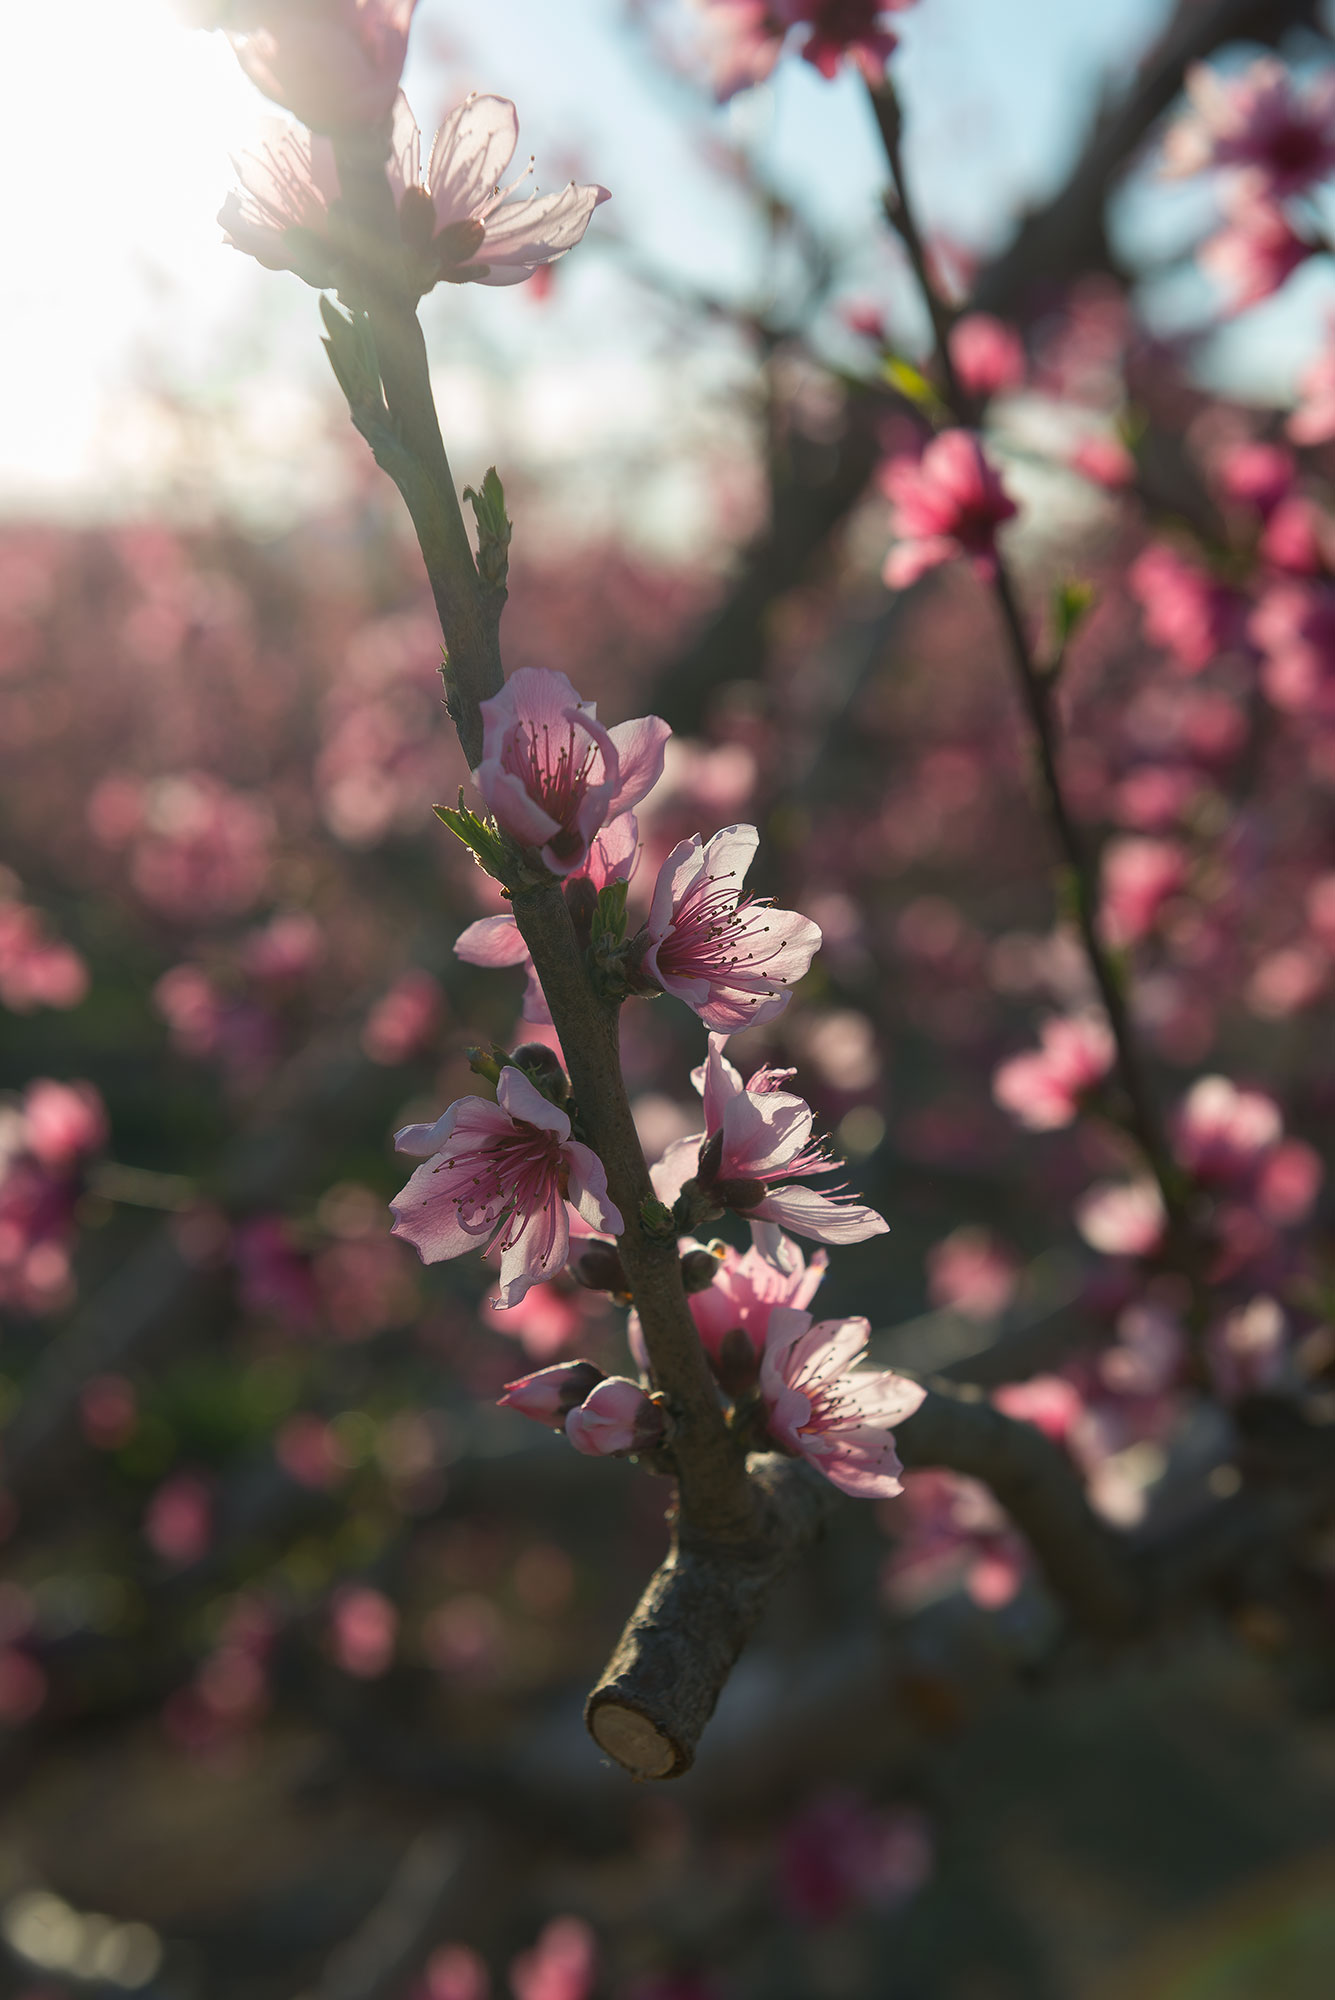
565;1377;665;1457
499;1361;605;1428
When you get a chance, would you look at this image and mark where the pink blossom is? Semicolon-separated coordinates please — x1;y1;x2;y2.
509;1916;597;2000
21;1079;107;1168
276;1413;349;1488
779;1790;933;1924
1163;59;1335;200
498;1359;605;1428
629;1232;827;1391
1256;1139;1322;1226
241;910;323;983
993;1014;1115;1131
1099;836;1189;947
1128;543;1239;672
1173;1075;1282;1185
226;0;419;135
474;669;669;878
992;1374;1084;1441
881;431;1018;589
222;92;608;294
482;1278;588;1360
390;1066;623;1307
361;968;443;1063
1070;434;1136;489
420;93;610;289
1198;196;1311;313
145;1472;213;1566
330;1583;397;1677
926;1227;1019;1321
564;1376;666;1456
787;1;913;86
128;774;274;922
884;1467;1029;1610
760;1306;925;1497
1074;1180;1166;1258
947;313;1025;400
1288;322;1335;445
1207;1295;1289;1400
456;813;639;1019
0;891;88;1013
640;824;821;1031
234;1214;320;1329
415;1943;489;2000
649;1035;888;1252
1217;440;1295;515
1249;579;1335;716
694;2;786;101
1259;496;1328;574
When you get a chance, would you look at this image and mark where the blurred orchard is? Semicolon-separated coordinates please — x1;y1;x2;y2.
2;1;1335;1997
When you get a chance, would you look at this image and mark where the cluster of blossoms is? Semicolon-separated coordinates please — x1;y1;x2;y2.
693;0;917;100
1162;57;1335;312
0;873;88;1014
216;0;607;297
389;665;918;1500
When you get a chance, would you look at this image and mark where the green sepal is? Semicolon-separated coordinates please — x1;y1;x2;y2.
639;1197;678;1243
465;1046;505;1088
319;295;382;416
1052;578;1097;656
432;795;512;880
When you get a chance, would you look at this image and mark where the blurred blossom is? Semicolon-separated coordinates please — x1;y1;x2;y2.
416;1943;490;2000
1249;579;1335;717
235;1214;320;1330
881;431;1018;589
1198;195;1311;313
884;1468;1029;1610
330;1584;398;1678
1075;1180;1166;1259
1215;439;1294;514
948;313;1025;399
1128;544;1241;672
275;1413;350;1488
927;1227;1019;1321
1070;432;1136;489
127;774;274;921
1099;836;1189;948
424;1594;503;1677
1289;320;1335;443
225;0;419;135
360;968;444;1063
79;1374;138;1451
144;1473;213;1567
1098;1303;1186;1398
315;1234;421;1338
1162;58;1335;199
509;1915;597;2000
21;1080;107;1168
0;883;88;1013
778;1790;933;1923
993;1373;1084;1441
993;1014;1114;1131
240;909;323;983
1208;1295;1290;1400
480;1279;592;1362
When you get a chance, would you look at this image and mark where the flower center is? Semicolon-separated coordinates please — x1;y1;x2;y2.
503;720;603;839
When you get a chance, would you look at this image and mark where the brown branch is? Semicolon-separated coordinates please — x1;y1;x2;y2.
585;1378;1146;1777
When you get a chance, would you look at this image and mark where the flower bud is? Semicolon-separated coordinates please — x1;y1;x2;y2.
498;1360;605;1430
563;874;599;939
714;1325;760;1398
694;1129;725;1190
570;1243;631;1296
680;1246;724;1294
508;1043;570;1103
565;1377;666;1457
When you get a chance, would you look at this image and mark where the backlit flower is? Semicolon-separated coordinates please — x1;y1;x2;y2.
1163;58;1335;200
473;669;669;878
640;824;821;1032
881;431;1017;589
390;1065;623;1306
628;1232;827;1391
226;0;419;136
649;1035;888;1253
423;93;610;289
760;1306;925;1497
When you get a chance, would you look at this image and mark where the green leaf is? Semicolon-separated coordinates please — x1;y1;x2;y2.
882;354;946;420
432;797;512;880
1052;578;1097;650
463;466;512;595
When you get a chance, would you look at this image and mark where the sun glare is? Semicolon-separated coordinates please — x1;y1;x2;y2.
0;2;302;512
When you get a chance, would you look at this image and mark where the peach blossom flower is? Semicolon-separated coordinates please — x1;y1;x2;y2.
565;1377;666;1456
474;670;668;878
993;1014;1115;1132
1163;59;1335;200
390;1066;623;1307
640;823;821;1032
628;1232;827;1391
881;431;1017;589
226;0;419;136
760;1306;925;1497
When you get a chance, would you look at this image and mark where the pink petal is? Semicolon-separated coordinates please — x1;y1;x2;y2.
605;714;672;816
494;1186;570;1306
496;1066;571;1138
564;1141;625;1236
473;182;611;275
473;761;562;846
428;93;520;228
648;1132;704;1209
749;1184;889;1244
454;913;531;967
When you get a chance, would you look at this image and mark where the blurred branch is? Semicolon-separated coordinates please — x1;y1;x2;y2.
648;0;1322;734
